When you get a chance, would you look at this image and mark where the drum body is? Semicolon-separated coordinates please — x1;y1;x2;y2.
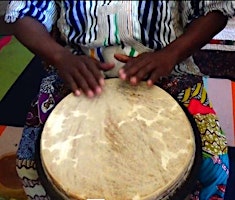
36;78;201;200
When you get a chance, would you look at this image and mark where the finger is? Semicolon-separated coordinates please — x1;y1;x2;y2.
89;61;114;88
146;68;163;87
129;63;153;85
99;62;115;71
114;53;130;63
93;61;114;87
119;68;127;80
63;73;82;96
72;67;96;98
81;58;106;88
74;89;81;96
118;59;140;81
119;57;144;81
77;57;106;95
76;76;95;98
125;59;153;84
90;56;115;71
81;61;104;95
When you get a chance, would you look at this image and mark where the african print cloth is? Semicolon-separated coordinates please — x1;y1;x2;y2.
203;77;235;147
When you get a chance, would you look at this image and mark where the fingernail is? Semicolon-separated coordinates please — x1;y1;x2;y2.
119;72;126;80
87;90;94;98
96;86;102;95
130;77;137;85
119;69;124;74
147;80;153;86
99;78;105;86
74;90;81;96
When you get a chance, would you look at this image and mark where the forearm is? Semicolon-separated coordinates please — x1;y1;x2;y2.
0;16;13;35
12;16;67;66
165;11;228;66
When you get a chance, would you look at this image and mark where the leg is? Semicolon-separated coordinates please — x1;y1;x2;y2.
16;126;49;199
159;74;229;200
16;73;69;199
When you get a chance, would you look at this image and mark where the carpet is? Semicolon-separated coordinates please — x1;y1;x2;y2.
0;126;26;200
0;37;37;200
0;39;235;199
0;36;33;100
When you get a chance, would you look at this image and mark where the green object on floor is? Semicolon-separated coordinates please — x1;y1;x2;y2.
0;36;33;100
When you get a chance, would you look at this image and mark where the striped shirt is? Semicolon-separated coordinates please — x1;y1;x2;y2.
5;0;235;76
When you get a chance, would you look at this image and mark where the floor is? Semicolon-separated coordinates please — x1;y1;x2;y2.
0;37;32;200
0;36;33;99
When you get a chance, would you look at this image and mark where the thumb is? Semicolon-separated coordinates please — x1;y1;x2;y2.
114;53;130;63
99;62;115;71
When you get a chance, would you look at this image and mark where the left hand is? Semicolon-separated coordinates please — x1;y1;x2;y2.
114;49;176;86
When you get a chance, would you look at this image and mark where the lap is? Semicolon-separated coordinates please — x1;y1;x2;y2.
16;73;229;200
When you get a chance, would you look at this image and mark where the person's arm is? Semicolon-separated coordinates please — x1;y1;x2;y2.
164;10;228;69
11;17;114;97
0;16;13;35
12;16;67;68
5;0;114;97
0;1;11;35
4;1;65;69
116;11;228;86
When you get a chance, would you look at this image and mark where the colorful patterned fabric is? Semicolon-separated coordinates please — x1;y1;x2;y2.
160;75;229;200
203;78;235;147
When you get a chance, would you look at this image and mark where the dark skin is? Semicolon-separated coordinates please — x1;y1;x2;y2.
115;11;228;86
0;16;13;35
9;11;227;97
10;16;115;97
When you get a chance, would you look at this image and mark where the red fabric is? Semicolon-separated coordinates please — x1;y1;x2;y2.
188;98;216;115
0;36;12;51
0;125;6;136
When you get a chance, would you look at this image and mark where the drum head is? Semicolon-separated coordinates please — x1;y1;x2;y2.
36;78;201;200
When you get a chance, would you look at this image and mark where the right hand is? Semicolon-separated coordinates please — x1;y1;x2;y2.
54;49;115;98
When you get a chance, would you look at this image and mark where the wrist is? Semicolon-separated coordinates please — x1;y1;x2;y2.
50;46;69;65
159;44;180;70
162;34;194;66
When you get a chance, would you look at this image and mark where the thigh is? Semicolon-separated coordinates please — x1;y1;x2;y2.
159;74;229;200
16;72;70;199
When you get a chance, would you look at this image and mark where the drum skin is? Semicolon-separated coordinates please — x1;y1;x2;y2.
35;78;202;200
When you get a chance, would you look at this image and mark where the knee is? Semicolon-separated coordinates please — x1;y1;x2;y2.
198;154;229;199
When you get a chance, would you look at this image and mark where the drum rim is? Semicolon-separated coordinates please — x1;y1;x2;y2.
35;83;202;200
